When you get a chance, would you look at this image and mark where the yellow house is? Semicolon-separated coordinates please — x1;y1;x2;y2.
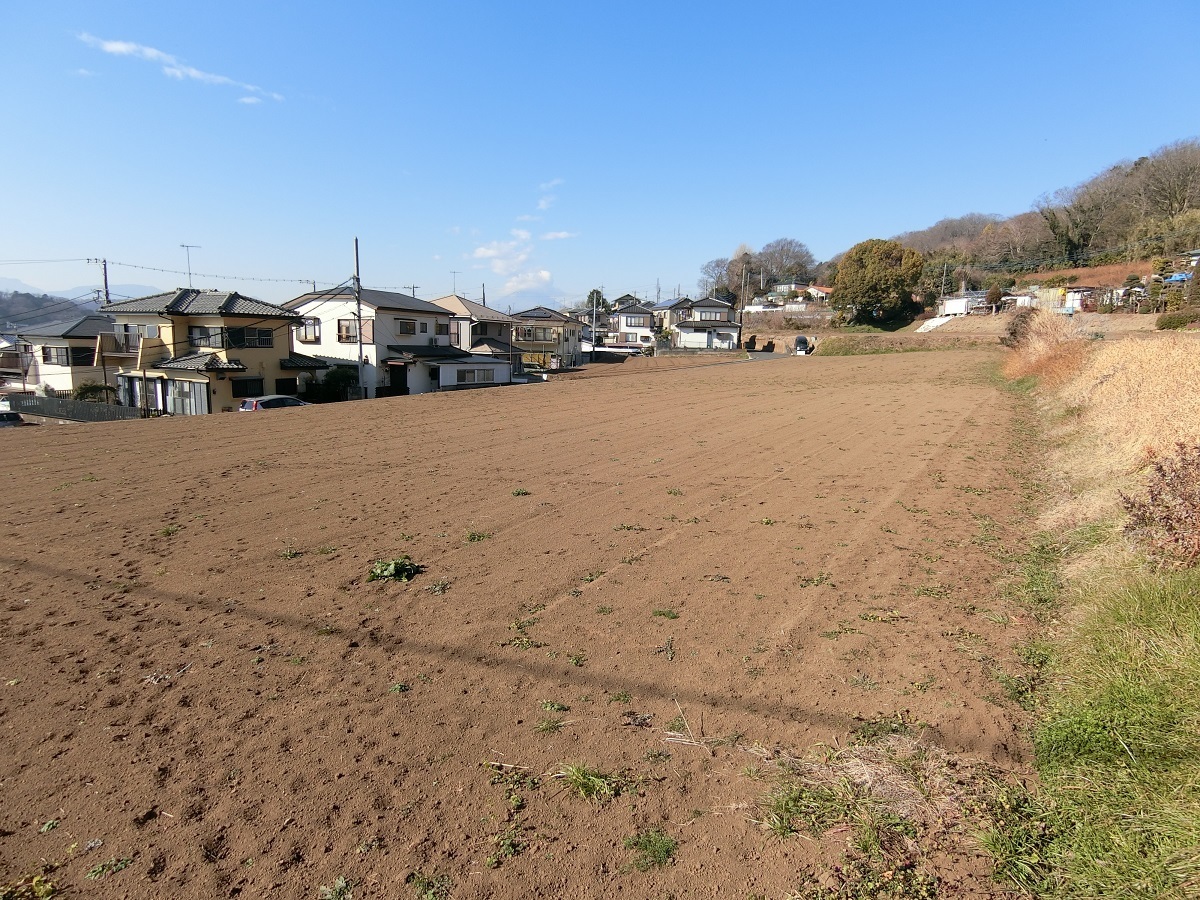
100;289;326;415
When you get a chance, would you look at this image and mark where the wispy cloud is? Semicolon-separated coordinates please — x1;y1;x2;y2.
536;195;556;211
539;178;564;192
237;96;261;105
76;68;95;77
541;231;576;241
471;229;533;277
78;33;284;102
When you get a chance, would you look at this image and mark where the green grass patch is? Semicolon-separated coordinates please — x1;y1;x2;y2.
623;828;678;871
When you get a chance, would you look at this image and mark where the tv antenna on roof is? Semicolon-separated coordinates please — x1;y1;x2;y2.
180;244;201;288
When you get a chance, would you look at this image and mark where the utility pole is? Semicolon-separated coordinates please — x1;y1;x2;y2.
180;244;200;288
353;238;365;400
88;258;111;304
405;284;420;298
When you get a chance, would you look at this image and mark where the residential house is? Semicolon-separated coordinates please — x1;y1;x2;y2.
606;302;658;351
668;297;742;350
430;294;523;378
806;285;833;304
510;306;583;368
101;289;326;415
288;288;509;396
17;314;117;396
652;297;693;333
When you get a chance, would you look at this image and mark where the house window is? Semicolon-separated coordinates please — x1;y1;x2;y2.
296;318;320;342
230;377;264;398
450;321;460;344
395;319;417;335
625;315;649;328
534;327;555;342
456;369;495;384
419;322;428;334
621;332;637;343
699;311;724;321
435;322;449;335
41;346;68;366
69;346;96;366
188;326;222;348
337;319;359;343
226;327;274;349
275;377;299;395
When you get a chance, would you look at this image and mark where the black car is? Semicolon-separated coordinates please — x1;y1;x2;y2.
0;411;26;427
793;335;815;355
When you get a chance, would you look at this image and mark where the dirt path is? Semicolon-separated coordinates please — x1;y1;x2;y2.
0;350;1034;898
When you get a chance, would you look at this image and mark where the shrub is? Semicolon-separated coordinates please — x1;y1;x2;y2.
1000;307;1038;348
1121;443;1200;567
1155;307;1200;330
367;555;423;582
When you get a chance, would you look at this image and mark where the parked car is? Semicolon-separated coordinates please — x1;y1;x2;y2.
793;335;815;355
0;411;27;427
238;395;311;411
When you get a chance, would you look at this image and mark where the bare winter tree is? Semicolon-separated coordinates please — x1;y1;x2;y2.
755;238;816;284
698;257;730;297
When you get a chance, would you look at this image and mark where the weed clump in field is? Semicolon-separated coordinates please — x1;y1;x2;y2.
367;555;422;582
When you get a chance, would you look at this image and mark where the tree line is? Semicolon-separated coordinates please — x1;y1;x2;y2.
696;136;1200;327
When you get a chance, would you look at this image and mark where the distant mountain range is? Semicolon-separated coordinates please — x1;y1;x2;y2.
0;279;168;332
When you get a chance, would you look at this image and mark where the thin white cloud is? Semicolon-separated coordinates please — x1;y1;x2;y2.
511;228;531;241
541;231;576;241
237;96;261;105
76;68;95;77
537;195;556;211
538;178;564;192
78;33;284;102
515;214;540;222
471;238;531;276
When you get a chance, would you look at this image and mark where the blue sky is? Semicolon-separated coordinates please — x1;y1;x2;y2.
2;1;1197;310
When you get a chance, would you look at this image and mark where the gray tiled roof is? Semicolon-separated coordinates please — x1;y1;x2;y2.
18;314;115;340
279;353;329;370
103;289;299;319
386;344;471;360
154;351;248;372
511;305;573;322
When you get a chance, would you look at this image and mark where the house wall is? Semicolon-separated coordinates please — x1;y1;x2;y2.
25;344;110;395
437;359;512;389
675;328;740;350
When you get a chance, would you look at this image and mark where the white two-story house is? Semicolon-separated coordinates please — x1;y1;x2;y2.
287;288;510;396
17;314;116;396
606;302;658;351
668;297;742;350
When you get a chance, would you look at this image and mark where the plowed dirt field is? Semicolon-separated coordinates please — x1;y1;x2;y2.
1;349;1036;898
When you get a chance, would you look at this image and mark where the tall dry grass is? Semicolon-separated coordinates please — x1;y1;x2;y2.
1005;311;1200;535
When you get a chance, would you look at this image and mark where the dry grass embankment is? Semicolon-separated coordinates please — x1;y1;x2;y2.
991;310;1200;898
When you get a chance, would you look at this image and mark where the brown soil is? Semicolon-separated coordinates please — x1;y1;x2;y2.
1;350;1035;898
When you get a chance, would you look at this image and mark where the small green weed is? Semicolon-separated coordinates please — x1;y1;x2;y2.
614;523;646;531
596;605;614;614
425;578;451;595
536;717;565;733
511;488;530;496
317;875;354;900
623;828;678;871
388;683;410;694
540;700;569;712
557;763;623;802
797;572;832;587
760;518;776;525
465;530;492;542
0;868;60;899
85;858;133;880
608;691;632;704
652;608;679;619
850;710;918;743
581;570;605;583
567;652;586;667
159;524;180;536
485;824;526;869
405;871;451;899
666;487;683;496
